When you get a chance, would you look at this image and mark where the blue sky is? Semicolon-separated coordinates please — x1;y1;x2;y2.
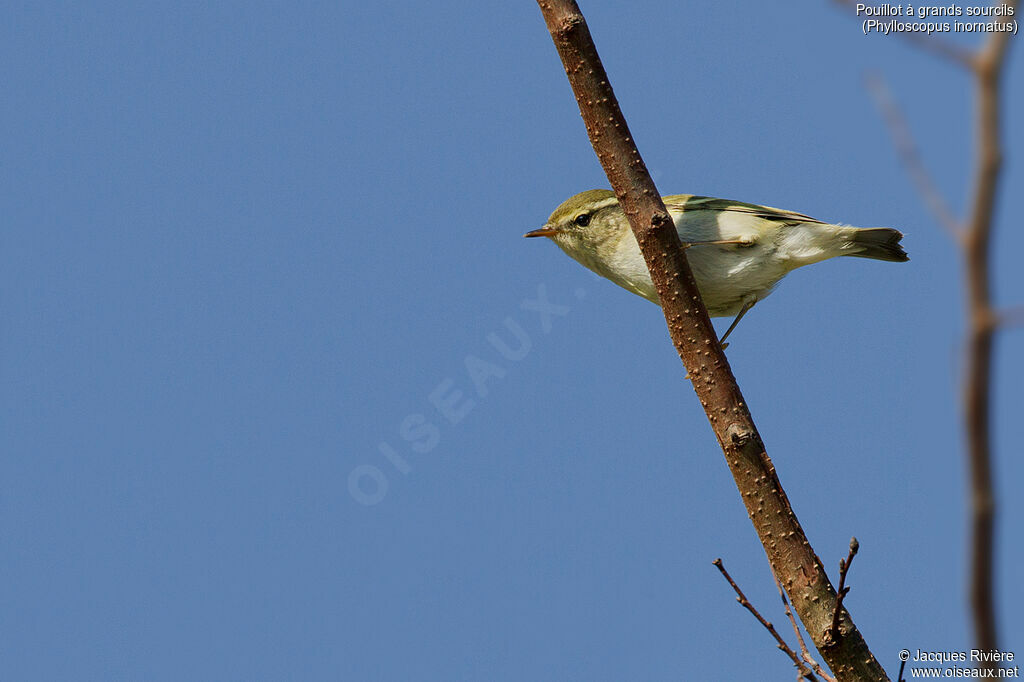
2;2;1022;680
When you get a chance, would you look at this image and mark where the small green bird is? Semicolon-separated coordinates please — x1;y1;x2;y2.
525;189;908;344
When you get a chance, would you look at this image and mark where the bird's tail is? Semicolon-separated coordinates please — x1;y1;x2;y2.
844;227;909;263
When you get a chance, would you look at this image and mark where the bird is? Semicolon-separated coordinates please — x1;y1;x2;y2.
525;189;908;345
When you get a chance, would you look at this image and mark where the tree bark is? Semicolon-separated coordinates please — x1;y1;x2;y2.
963;16;1014;659
854;2;1017;663
535;2;889;679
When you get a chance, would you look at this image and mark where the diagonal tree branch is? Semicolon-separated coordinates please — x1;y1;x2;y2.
833;0;976;68
535;2;888;679
900;31;976;69
714;559;820;681
998;305;1024;329
826;538;860;645
864;73;964;240
773;569;836;682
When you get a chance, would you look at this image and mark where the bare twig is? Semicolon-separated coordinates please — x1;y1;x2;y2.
773;570;836;682
961;7;1016;661
833;0;976;67
998;305;1024;329
901;32;977;69
864;73;963;239
535;2;889;678
849;0;1018;669
714;560;819;681
827;538;860;644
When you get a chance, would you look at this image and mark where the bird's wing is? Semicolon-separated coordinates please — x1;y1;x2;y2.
662;195;825;225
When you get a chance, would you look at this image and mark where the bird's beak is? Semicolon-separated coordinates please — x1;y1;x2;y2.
523;225;560;238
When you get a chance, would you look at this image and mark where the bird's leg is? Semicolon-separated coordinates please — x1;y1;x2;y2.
718;298;757;348
684;298;756;379
685;298;754;378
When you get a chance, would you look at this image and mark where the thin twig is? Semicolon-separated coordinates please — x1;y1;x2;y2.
864;72;963;239
832;0;975;67
714;559;819;681
998;305;1024;329
846;0;1017;664
773;570;836;682
827;538;860;643
962;10;1016;665
899;31;976;69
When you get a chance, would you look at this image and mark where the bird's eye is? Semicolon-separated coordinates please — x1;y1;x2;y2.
573;213;591;227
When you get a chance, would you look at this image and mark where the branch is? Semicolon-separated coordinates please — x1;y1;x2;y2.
714;560;819;681
849;0;1018;667
773;570;836;682
833;0;975;67
826;538;860;645
901;32;976;69
864;72;963;240
998;305;1024;329
535;2;888;679
961;3;1016;664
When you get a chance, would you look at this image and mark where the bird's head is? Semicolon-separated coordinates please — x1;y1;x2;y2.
524;189;627;262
